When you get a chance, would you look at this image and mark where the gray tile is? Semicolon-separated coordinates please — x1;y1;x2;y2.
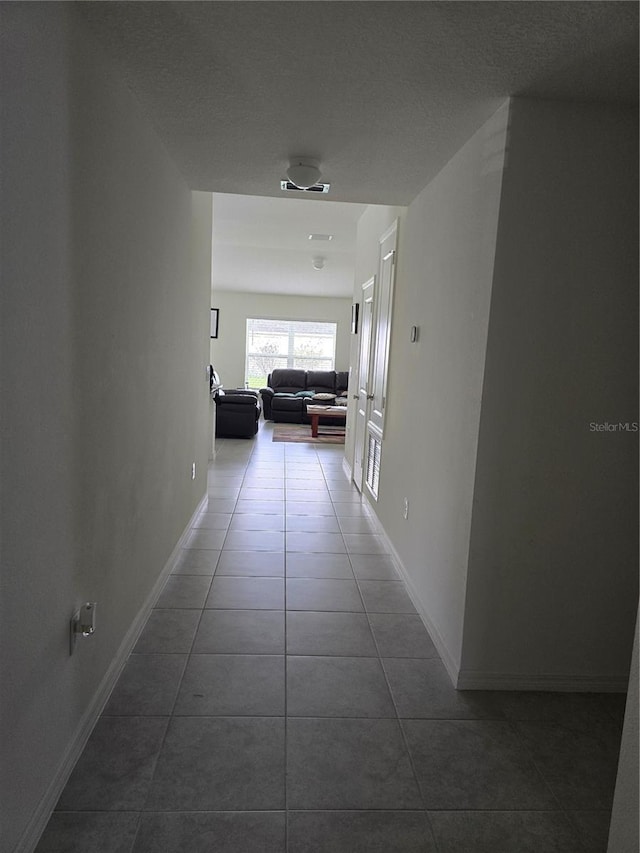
286;516;341;533
174;654;284;716
208;487;240;499
288;656;395;717
497;691;622;733
103;654;187;716
184;529;227;550
242;477;285;488
337;516;379;534
134;609;200;653
402;719;556;809
286;611;377;656
285;490;332;502
243;473;285;482
566;811;612;853
286;533;346;553
331;492;368;504
145;716;285;810
514;721;621;809
368;613;438;658
155;575;212;609
333;503;372;518
193;609;285;654
172;548;220;575
133;812;286;853
286;578;363;612
358;581;416;613
286;553;353;579
239;487;285;500
223;530;285;551
216;550;285;576
35;812;140;853
202;498;237;514
229;514;285;531
286;471;327;481
287;501;336;516
235;499;285;514
428;811;584;853
56;717;168;810
383;658;504;719
287;811;436;853
206;576;284;609
324;476;355;486
192;513;232;530
349;554;399;580
246;460;285;468
287;718;422;809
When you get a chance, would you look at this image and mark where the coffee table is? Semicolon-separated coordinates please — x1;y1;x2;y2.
306;404;347;438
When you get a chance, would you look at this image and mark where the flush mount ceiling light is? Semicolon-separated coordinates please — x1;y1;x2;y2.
312;256;325;271
280;180;330;194
308;233;333;241
287;158;322;190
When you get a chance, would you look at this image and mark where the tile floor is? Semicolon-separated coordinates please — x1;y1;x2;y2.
36;422;625;852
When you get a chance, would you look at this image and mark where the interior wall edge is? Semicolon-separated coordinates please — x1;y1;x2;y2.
361;496;461;686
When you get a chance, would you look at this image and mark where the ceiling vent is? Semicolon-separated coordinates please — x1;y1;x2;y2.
280;180;330;194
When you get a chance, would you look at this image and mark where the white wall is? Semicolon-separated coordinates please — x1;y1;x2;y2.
210;291;352;390
362;103;509;675
0;7;210;850
462;99;638;689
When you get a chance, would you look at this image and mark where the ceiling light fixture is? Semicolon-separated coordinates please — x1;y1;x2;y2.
312;256;325;271
287;158;322;190
308;233;333;241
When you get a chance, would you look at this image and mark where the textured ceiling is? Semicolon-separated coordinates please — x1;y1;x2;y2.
212;193;365;297
77;1;638;206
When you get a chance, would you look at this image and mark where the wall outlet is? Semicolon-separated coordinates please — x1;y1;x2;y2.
191;462;196;480
403;497;409;520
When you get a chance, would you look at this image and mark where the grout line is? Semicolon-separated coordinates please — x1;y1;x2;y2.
353;560;442;849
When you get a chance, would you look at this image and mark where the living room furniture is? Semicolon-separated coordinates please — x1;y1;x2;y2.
260;369;349;423
306;404;347;437
214;389;261;438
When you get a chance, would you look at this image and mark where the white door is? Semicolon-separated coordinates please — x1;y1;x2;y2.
369;221;397;435
353;277;375;490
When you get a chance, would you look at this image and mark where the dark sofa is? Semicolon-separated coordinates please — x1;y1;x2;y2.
214;389;261;437
260;369;349;423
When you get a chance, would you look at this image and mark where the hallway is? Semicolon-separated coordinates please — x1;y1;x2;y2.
36;423;624;852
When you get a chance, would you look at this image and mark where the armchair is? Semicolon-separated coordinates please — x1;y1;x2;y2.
214;389;261;438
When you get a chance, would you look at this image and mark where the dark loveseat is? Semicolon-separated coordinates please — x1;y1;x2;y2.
260;369;349;423
214;389;261;437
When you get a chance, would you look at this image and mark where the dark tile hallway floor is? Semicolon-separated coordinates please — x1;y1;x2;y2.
36;423;625;852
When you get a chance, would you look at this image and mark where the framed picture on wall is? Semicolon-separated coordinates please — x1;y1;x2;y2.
210;308;219;339
351;302;359;334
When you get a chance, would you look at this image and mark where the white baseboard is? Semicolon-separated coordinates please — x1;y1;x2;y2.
456;670;629;693
359;497;628;694
361;496;461;687
341;455;352;483
16;494;207;853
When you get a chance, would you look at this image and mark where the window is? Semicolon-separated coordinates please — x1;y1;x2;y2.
245;318;337;388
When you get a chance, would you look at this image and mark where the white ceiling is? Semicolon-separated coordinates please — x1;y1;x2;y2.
76;1;638;298
212;193;365;297
78;1;638;206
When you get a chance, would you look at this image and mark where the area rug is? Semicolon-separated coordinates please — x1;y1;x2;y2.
272;423;345;445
